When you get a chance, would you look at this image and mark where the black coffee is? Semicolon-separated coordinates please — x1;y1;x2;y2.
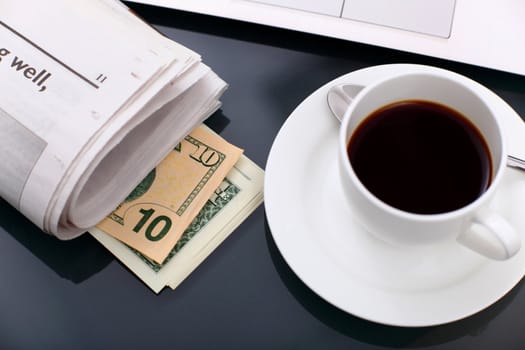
347;100;492;214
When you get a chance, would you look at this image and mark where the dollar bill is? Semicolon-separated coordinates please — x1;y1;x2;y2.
89;154;264;293
96;125;243;263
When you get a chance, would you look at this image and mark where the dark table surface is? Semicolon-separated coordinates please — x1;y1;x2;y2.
2;3;525;349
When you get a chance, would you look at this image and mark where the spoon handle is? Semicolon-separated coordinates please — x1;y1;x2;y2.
507;155;525;170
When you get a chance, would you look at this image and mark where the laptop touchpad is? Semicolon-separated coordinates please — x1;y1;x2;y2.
249;0;456;38
343;0;456;38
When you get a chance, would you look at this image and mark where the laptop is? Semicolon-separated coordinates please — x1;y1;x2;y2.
129;0;525;76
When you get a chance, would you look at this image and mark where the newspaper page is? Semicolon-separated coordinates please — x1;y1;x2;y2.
0;0;227;238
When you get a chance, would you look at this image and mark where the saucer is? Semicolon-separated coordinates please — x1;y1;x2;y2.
264;64;525;327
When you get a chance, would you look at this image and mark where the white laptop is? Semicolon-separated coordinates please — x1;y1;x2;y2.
130;0;525;76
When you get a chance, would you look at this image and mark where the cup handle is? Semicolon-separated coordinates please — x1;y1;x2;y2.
457;212;521;260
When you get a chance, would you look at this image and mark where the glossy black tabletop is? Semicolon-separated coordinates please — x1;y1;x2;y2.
2;3;525;349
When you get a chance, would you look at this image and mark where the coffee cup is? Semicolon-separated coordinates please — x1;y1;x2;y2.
338;71;521;260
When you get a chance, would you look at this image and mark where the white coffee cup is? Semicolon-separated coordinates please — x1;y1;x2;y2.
338;71;521;260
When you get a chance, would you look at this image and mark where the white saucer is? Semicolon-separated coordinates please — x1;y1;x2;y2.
264;64;525;327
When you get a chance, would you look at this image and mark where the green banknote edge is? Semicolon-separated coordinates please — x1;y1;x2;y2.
129;179;241;272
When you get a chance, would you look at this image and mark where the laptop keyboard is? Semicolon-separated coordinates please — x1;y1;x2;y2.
246;0;456;38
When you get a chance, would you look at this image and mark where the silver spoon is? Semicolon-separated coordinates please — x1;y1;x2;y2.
327;83;525;171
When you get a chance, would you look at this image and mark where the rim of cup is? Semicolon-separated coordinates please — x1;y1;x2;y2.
338;71;507;223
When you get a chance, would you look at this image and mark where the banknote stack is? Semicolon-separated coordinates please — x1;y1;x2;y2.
1;0;264;292
90;125;264;293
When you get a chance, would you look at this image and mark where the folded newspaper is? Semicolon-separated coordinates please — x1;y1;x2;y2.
0;0;229;238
